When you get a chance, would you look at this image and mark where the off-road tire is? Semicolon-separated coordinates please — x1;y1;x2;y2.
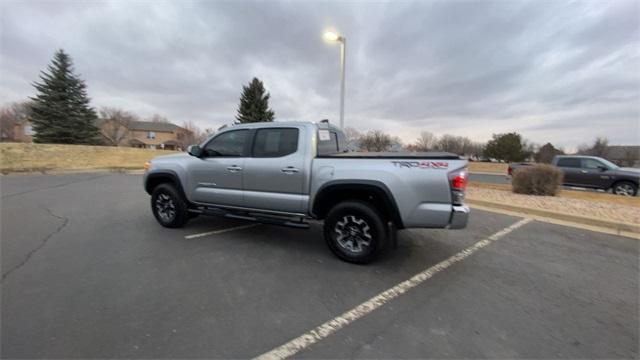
323;200;388;264
151;183;189;228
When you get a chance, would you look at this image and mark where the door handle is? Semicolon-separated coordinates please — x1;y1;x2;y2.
281;167;299;174
227;165;242;172
580;170;588;173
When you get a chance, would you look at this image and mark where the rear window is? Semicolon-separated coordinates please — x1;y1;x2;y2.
317;130;339;155
252;128;299;157
556;158;580;168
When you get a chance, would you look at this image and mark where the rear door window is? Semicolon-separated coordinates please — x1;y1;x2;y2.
252;128;299;157
317;130;339;155
581;158;606;169
556;158;581;168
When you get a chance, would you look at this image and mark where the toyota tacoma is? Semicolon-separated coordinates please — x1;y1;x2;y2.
144;121;469;263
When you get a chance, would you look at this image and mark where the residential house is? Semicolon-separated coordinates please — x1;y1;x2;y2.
121;121;192;150
3;117;191;150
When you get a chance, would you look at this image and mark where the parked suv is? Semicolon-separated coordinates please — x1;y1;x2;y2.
509;155;639;196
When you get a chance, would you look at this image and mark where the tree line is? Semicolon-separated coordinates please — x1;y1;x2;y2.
345;127;635;166
0;49;276;146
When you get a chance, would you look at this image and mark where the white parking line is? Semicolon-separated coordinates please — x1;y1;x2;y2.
185;224;259;239
254;217;533;360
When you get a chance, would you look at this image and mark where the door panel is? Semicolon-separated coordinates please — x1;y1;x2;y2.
189;158;245;206
243;127;306;213
556;157;581;185
188;129;249;206
579;158;612;188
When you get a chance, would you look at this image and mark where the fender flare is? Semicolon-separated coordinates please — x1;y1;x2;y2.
312;180;404;229
144;170;189;201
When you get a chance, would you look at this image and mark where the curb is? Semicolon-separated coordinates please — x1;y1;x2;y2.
1;168;145;176
466;198;640;234
468;171;508;176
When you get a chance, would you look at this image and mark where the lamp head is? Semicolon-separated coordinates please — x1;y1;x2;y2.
323;31;342;42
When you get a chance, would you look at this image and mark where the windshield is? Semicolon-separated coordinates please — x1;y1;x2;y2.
599;158;619;169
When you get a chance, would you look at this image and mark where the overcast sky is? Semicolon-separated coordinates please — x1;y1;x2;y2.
1;0;638;150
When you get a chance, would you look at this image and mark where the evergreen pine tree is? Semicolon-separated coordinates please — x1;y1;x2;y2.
235;77;275;123
30;49;100;144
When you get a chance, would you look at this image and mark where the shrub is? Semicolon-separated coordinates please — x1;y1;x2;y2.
512;164;563;196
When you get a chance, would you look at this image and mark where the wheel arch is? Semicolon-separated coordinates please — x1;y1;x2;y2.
611;179;639;194
145;171;189;201
312;180;404;229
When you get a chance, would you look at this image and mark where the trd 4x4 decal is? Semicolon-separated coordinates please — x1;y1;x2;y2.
391;161;449;169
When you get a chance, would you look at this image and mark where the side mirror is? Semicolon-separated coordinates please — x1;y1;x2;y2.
598;166;608;172
187;145;202;157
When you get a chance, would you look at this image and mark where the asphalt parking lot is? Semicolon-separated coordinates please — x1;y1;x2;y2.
1;173;638;359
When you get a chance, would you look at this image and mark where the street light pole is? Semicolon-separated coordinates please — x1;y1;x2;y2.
338;37;346;129
323;30;346;129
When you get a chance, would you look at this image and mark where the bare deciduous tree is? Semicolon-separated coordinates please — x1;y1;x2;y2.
0;109;16;141
577;137;609;157
0;102;34;141
98;107;137;146
621;147;640;167
413;131;437;151
343;126;362;150
435;134;473;155
390;136;405;152
359;130;392;152
178;121;217;149
149;114;170;123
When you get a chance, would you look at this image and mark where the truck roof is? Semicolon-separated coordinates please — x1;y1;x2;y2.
554;155;605;159
222;121;341;131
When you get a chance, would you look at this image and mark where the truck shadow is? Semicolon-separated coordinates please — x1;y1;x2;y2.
184;216;466;276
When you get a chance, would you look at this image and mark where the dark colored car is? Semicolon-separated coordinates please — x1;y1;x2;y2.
508;155;639;196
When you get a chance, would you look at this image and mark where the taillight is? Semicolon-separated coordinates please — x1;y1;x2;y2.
449;168;467;205
450;169;468;191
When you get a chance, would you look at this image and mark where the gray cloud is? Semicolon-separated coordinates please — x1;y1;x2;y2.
1;0;638;149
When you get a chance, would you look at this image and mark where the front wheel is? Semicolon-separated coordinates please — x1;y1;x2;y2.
151;183;189;228
612;181;638;196
323;201;388;264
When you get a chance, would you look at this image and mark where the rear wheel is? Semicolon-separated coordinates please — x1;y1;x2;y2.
323;201;388;264
612;181;638;196
151;183;189;228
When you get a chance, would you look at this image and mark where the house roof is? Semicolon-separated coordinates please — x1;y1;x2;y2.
129;121;185;132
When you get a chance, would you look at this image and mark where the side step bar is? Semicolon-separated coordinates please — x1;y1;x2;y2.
189;207;310;229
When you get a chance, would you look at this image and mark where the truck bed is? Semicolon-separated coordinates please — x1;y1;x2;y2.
319;151;461;159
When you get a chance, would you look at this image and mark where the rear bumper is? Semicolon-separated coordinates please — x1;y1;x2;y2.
448;205;470;229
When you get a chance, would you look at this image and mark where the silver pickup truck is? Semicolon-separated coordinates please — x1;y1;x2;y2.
144;121;469;263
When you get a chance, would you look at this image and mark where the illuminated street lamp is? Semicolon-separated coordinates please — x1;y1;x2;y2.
323;30;346;129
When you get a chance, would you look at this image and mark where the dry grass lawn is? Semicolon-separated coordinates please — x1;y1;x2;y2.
467;162;508;174
0;143;177;173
